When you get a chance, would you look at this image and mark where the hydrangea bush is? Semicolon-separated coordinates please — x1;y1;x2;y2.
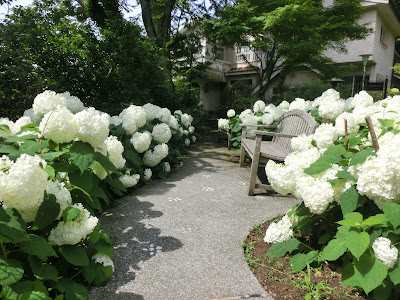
217;100;289;148
263;89;400;298
0;90;196;299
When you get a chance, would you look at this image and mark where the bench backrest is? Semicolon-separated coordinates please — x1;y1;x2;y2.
273;109;318;151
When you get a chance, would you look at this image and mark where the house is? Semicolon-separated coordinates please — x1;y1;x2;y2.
192;0;400;111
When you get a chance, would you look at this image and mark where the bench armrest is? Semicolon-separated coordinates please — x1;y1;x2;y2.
251;130;298;138
241;124;277;129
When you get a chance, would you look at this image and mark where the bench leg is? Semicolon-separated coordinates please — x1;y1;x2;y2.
248;135;262;196
239;146;245;167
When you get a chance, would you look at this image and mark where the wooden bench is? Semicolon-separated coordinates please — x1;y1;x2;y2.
239;109;318;196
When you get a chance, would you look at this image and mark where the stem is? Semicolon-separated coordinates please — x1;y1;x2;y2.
300;242;315;252
365;116;379;152
344;119;348;151
70;270;82;280
1;242;7;258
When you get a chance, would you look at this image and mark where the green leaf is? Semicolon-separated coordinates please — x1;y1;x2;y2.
378;119;394;128
104;176;126;196
341;263;359;287
124;148;142;167
289;251;318;273
0;145;20;156
390;263;400;285
44;165;55;179
69;170;94;193
60;245;89;267
362;214;388;228
383;203;400;229
69;141;95;174
0;256;24;285
337;219;358;227
348;135;363;148
42;151;67;161
323;144;347;157
373;282;392;300
336;168;356;181
19;140;46;155
57;278;87;300
19;235;58;261
94;152;119;174
349;148;376;166
266;238;301;258
62;207;81;223
340;185;360;216
2;280;33;299
344;212;363;224
94;240;113;258
354;252;388;295
83;261;113;286
304;155;341;175
34;195;60;230
320;239;347;261
345;231;370;260
0;207;28;243
28;256;59;281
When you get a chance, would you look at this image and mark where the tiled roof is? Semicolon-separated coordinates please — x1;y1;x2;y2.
225;66;258;74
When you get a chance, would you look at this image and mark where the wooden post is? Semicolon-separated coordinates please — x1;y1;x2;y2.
344;119;348;151
365;116;379;152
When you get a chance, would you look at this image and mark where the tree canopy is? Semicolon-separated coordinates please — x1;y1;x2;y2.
203;0;371;99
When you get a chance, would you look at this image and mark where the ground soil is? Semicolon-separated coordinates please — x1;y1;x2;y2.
243;220;367;300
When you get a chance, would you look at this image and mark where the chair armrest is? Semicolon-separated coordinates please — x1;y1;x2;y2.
241;124;277;129
251;130;298;138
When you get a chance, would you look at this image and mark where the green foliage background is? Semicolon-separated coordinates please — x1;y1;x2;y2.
0;0;168;119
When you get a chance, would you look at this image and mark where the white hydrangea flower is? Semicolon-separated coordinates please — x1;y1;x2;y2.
168;116;179;130
181;113;193;127
313;89;340;109
264;215;293;244
174;110;183;116
289;98;309;111
74;107;109;149
278;101;290;111
351;90;374;109
120;105;147;133
239;109;253;120
0;155;14;171
92;252;114;272
158;108;172;123
104;136;125;169
143;103;162;122
318;98;345;121
295;176;335;214
262;113;274;125
0;118;14;137
265;104;285;121
39;106;77;144
110;116;123;126
33;90;67;117
188;126;195;134
144;168;152;180
192;136;197;143
265;161;296;195
372;237;398;268
183;130;189;136
119;171;140;188
218;118;229;130
130;131;152;153
152;123;172;144
46;180;72;219
185;138;190;146
241;114;258;139
335;112;359;136
2;154;48;222
290;134;313;152
143;143;169;167
13;116;33;135
48;203;98;246
311;123;338;152
23;108;39;123
227;109;236;118
164;162;171;173
253;100;266;113
59;92;85;113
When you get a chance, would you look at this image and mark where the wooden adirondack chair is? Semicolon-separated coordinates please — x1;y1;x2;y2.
240;109;318;196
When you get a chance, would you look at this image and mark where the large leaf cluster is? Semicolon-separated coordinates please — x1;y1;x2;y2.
0;0;166;119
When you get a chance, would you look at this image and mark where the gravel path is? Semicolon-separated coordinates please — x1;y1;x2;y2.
88;137;299;300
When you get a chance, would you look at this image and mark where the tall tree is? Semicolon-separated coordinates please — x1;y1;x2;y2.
203;0;371;99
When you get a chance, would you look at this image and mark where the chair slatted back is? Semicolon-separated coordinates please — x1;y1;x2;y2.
273;109;318;152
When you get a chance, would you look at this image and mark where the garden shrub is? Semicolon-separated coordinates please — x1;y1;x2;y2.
0;90;196;299
283;79;331;103
262;88;400;298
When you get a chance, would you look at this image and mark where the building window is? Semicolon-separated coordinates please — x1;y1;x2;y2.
343;75;370;96
380;25;387;48
236;46;254;62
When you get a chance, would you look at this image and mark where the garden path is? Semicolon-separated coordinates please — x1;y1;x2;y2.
88;135;299;300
